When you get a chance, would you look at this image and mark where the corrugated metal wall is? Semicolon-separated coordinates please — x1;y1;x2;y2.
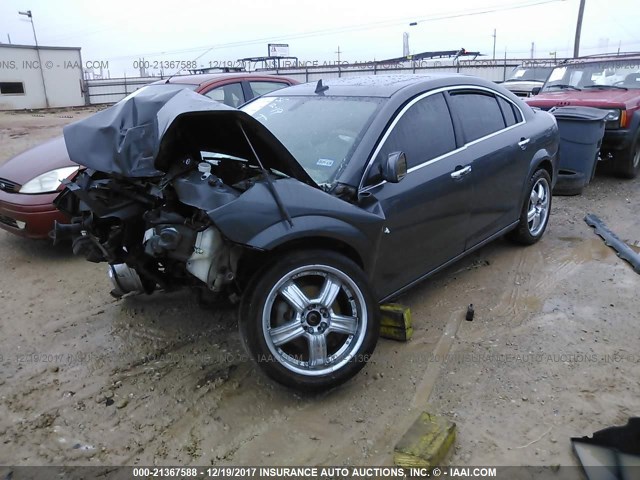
86;76;161;104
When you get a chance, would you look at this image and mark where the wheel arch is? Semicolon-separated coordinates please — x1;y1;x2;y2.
512;153;555;227
234;216;375;288
536;157;554;181
269;236;364;268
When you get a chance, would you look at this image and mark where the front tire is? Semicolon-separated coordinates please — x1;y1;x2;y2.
507;169;552;245
239;250;379;392
614;132;640;179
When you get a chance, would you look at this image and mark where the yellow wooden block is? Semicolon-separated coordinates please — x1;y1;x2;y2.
380;324;413;342
380;303;413;341
380;303;412;328
393;412;456;468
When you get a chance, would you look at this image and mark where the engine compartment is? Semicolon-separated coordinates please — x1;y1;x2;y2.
54;154;271;299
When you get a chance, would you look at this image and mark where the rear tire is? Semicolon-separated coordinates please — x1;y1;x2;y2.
615;132;640;179
239;250;379;392
507;169;552;245
552;170;585;196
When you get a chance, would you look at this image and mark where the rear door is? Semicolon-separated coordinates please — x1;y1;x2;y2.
362;92;471;297
446;88;531;248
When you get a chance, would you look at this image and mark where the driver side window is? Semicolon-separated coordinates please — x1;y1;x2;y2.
374;92;456;174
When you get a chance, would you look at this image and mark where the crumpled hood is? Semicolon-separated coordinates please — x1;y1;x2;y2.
0;136;74;185
63;87;317;187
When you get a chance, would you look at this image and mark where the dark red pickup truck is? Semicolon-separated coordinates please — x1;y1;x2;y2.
527;54;640;178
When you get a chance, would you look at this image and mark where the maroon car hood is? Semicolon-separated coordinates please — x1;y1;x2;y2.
0;136;74;185
527;89;640;109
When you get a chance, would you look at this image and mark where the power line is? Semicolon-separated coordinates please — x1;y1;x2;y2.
103;0;567;62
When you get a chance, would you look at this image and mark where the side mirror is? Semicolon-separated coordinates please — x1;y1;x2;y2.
382;151;407;183
530;86;541;96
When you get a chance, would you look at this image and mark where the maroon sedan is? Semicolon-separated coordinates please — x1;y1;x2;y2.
0;73;298;238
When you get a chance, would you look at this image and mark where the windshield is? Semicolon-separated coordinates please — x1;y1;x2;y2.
241;95;382;185
507;66;553;82
542;60;640;91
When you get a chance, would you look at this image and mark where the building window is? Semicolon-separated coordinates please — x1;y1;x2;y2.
0;82;25;95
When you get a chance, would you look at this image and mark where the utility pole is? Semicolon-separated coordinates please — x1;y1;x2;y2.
403;32;410;57
335;46;342;63
492;29;497;60
530;42;535;59
19;10;49;108
573;0;586;58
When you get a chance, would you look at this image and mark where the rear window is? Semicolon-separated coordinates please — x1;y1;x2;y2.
507;67;554;82
250;81;290;97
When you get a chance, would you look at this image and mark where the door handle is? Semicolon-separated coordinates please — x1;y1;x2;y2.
450;165;472;179
518;138;531;150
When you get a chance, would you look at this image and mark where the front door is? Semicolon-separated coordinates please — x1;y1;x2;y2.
362;92;471;299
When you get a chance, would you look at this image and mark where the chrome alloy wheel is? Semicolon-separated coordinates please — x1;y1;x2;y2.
262;265;368;377
527;177;550;237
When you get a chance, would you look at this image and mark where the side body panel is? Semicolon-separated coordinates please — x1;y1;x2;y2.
364;155;471;299
207;179;386;282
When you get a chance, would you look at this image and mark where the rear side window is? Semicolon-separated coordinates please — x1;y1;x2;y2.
497;96;519;127
448;91;506;142
377;93;456;169
249;81;289;97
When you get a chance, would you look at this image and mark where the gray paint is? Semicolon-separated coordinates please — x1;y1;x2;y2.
62;74;559;301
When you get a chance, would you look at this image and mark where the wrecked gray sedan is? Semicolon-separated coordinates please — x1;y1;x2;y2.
54;74;559;391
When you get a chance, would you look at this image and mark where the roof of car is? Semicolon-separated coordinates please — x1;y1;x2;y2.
157;72;295;86
266;73;476;98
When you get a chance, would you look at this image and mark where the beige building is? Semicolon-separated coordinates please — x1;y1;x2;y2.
0;43;86;110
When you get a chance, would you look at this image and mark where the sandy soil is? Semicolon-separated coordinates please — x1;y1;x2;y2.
0;109;638;468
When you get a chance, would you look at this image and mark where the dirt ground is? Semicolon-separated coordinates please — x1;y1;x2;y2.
0;109;638;469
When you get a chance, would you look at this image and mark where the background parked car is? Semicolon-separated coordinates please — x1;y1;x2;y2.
55;74;559;390
526;54;640;178
500;64;555;97
0;73;297;238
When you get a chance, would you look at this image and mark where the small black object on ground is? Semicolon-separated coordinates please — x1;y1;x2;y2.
465;304;474;321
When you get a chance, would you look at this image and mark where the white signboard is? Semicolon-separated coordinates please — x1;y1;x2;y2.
268;43;290;57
